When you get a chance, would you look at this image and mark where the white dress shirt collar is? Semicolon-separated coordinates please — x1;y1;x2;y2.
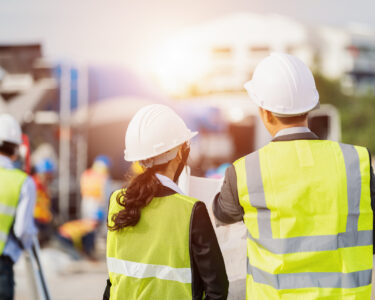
155;173;185;195
274;126;312;138
0;154;14;169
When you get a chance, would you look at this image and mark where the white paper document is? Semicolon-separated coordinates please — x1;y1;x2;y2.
180;170;247;282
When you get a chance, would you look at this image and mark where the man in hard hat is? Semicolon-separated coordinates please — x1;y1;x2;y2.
80;155;111;222
213;53;374;299
0;114;37;300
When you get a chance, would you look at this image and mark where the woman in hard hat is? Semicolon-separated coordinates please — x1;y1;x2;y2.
104;104;228;300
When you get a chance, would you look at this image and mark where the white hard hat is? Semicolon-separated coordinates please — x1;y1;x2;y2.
124;104;198;165
0;114;22;145
244;52;319;116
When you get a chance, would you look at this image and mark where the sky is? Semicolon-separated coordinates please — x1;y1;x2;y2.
0;0;374;71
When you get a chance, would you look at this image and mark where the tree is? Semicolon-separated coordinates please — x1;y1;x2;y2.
314;73;375;154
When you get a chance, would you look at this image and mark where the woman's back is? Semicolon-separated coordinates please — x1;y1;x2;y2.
104;104;228;300
107;188;198;300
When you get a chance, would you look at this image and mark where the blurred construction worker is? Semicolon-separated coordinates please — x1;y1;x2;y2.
58;219;98;259
0;114;37;300
80;155;111;222
32;158;55;245
104;104;228;300
213;53;374;299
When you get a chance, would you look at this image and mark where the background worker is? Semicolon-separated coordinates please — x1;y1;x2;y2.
213;53;374;299
0;114;37;300
80;155;111;222
57;218;99;260
33;158;55;245
104;104;228;300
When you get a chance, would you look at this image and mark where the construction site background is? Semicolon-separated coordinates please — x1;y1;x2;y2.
1;3;375;300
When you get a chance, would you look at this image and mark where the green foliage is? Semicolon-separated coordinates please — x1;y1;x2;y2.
314;74;375;154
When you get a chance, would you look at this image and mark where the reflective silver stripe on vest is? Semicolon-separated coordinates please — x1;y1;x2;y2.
245;151;272;238
339;144;361;232
244;144;369;254
247;230;372;254
0;231;7;243
247;259;372;289
107;257;192;284
0;202;16;216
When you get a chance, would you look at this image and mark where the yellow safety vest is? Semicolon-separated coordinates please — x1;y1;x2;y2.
234;140;373;299
0;167;28;254
33;176;53;224
107;189;198;300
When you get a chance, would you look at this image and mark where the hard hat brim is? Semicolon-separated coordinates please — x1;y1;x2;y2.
244;81;320;116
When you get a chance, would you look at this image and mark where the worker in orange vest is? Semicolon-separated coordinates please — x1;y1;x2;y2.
32;158;54;245
80;155;111;222
58;219;98;259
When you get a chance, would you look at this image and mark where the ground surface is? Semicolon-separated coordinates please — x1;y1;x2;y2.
14;247;246;300
13;246;374;300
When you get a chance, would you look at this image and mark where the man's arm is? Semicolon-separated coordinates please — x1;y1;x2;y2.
13;176;37;249
212;165;244;225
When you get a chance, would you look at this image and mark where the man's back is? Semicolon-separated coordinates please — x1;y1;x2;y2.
215;135;373;299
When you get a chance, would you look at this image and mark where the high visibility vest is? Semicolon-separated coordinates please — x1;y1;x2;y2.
0;167;28;254
106;189;198;300
233;140;373;299
33;176;53;224
80;169;107;200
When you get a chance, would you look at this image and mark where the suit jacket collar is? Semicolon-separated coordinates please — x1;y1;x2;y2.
272;131;320;142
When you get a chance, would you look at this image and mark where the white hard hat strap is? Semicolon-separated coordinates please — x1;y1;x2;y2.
140;147;179;168
173;143;190;183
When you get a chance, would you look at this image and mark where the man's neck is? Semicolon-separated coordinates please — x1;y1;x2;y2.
270;122;308;137
274;126;311;138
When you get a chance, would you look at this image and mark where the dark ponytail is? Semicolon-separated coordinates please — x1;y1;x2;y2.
108;165;165;231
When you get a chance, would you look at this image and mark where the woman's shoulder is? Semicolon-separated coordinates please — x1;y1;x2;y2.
108;188;126;216
172;193;200;206
110;188;125;200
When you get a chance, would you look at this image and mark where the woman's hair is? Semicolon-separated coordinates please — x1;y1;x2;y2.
107;163;167;231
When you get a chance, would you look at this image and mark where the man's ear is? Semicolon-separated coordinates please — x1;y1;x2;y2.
258;107;266;122
265;110;276;124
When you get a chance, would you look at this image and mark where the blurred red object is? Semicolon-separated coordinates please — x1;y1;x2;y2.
347;45;360;58
21;134;31;174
